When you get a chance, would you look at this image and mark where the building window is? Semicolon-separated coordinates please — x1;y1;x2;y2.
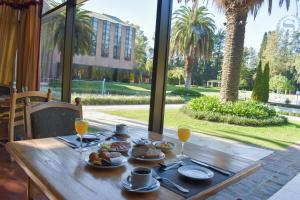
125;27;133;61
113;24;122;59
90;17;98;56
101;20;110;57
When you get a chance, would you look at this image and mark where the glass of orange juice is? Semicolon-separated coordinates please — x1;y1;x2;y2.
177;125;191;158
75;118;89;153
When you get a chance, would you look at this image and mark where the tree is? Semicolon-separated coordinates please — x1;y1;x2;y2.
240;47;257;90
262;31;281;76
258;32;268;59
270;75;294;94
179;0;290;102
134;27;148;74
54;8;93;78
252;61;263;101
261;62;270;102
169;67;185;85
170;6;215;88
252;61;270;102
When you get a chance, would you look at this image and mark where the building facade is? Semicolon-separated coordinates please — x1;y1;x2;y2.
73;12;136;70
40;8;136;82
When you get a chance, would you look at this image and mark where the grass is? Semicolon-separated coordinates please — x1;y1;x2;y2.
102;108;300;150
48;80;220;100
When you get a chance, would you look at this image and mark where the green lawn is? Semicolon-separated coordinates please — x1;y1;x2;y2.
102;108;300;150
47;80;220;98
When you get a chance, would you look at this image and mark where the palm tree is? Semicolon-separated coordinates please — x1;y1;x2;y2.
53;8;94;78
178;0;290;101
169;67;185;85
171;6;215;88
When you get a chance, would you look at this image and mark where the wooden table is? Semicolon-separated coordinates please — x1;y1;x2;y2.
6;132;261;200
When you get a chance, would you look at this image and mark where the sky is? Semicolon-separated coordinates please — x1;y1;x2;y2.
82;0;300;52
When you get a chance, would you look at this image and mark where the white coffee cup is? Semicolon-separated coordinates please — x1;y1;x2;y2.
116;124;128;134
127;167;152;189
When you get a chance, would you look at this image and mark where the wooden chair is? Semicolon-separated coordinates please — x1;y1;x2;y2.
8;89;52;142
25;98;82;139
0;84;12;141
0;83;11;96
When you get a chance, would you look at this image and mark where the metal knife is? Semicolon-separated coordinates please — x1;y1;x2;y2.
191;159;232;176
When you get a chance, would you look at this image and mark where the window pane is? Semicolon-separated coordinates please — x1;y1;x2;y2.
71;0;158;131
43;0;65;14
39;8;66;100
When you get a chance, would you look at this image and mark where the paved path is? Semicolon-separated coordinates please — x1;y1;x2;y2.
209;142;300;200
268;173;300;200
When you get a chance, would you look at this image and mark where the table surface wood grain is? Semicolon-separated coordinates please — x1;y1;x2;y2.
6;131;261;200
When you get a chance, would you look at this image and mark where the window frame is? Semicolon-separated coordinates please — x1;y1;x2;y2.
40;0;173;134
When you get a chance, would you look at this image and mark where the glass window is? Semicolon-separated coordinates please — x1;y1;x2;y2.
39;8;66;100
71;0;158;131
42;0;65;14
113;24;122;59
125;26;133;61
101;20;111;57
90;17;98;56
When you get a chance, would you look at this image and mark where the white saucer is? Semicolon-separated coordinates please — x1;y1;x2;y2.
178;165;214;180
122;176;160;193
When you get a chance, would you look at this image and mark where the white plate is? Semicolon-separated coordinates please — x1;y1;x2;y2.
178;165;214;180
152;141;176;152
85;156;127;169
122;176;160;193
98;142;131;153
129;151;165;162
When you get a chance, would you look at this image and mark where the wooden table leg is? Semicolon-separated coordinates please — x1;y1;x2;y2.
27;177;34;200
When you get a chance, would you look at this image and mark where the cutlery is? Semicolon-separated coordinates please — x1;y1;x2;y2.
191;159;231;176
162;161;185;171
159;160;183;168
128;184;158;192
152;171;189;193
57;137;78;148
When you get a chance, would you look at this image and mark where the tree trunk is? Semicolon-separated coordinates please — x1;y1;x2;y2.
184;55;193;88
220;6;248;102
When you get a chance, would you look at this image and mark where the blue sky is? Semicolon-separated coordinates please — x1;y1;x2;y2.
82;0;299;52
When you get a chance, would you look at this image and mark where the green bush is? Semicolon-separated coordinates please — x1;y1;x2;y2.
184;96;287;126
73;94;184;105
170;88;202;97
182;106;287;126
188;96;276;119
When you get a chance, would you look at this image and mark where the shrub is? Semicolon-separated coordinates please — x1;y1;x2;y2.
73;94;184;105
182;106;287;126
184;96;287;126
188;96;276;119
170;88;202;97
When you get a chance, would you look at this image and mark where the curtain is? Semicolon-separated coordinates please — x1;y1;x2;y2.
0;1;18;85
0;0;43;91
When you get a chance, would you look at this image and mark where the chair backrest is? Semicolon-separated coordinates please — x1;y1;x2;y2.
9;89;52;142
0;84;11;96
25;98;82;139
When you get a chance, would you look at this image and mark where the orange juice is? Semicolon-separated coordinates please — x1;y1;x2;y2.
75;120;89;136
178;127;191;142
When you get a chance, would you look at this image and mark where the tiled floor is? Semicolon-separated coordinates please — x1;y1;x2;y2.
268;173;300;200
0;143;27;200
